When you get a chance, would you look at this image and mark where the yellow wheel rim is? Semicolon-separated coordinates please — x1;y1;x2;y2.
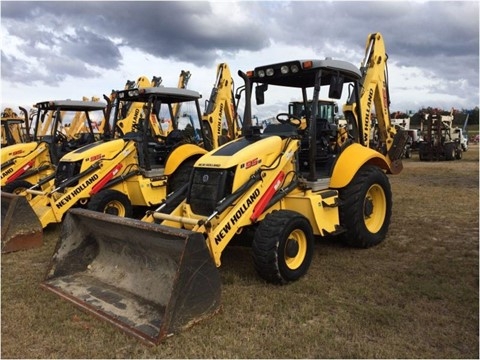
284;229;308;270
364;184;386;233
104;200;126;217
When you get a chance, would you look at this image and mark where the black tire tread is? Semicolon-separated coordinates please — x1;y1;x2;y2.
339;165;392;248
87;189;133;218
252;210;314;285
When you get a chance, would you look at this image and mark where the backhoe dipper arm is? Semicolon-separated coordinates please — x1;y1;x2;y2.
343;33;406;171
201;63;240;151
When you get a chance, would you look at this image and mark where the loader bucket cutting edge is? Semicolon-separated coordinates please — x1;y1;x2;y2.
1;192;43;253
40;208;222;345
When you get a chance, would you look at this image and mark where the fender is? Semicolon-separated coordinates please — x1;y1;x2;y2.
164;143;207;176
330;143;389;189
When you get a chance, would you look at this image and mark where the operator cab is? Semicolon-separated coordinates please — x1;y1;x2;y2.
243;58;362;188
32;100;108;164
111;87;204;173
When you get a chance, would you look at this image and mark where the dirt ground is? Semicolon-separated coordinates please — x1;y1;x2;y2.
1;145;479;358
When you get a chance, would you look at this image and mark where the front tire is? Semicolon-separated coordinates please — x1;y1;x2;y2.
87;189;133;218
252;210;314;284
339;165;392;248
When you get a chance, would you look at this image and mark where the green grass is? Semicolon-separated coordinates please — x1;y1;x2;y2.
2;146;479;358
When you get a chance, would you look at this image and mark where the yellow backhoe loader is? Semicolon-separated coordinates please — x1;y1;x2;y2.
1;99;110;192
1;99;110;252
0;85;203;252
1;107;31;146
41;33;408;344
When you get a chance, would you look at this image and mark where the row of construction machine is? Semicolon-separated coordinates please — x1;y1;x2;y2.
40;33;408;344
1;107;31;146
1;65;242;253
0;75;154;195
1;99;110;252
1;99;110;194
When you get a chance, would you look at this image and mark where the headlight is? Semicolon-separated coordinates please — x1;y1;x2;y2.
128;90;139;97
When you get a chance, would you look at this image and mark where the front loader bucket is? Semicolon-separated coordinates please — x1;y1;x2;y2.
41;208;222;345
1;192;43;253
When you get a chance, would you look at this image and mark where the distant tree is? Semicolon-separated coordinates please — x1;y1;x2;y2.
408;107;479;127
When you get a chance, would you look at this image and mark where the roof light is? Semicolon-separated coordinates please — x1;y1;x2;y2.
257;69;265;78
291;64;299;73
303;60;313;69
280;65;289;74
266;68;274;76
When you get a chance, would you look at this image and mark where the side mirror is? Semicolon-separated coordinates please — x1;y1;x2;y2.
255;84;268;105
329;73;344;99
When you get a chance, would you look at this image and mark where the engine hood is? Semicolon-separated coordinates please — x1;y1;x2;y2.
59;138;127;162
1;142;39;163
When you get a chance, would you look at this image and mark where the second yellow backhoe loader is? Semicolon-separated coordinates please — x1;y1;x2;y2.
1;85;205;253
41;33;408;345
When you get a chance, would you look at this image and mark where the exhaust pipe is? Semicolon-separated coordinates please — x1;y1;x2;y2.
41;208;222;345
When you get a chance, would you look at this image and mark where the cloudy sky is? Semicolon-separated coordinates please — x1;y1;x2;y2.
1;0;479;119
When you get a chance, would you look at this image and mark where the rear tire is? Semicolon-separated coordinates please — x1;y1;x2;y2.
252;210;314;284
445;143;455;160
455;148;462;160
339;165;392;248
87;189;133;218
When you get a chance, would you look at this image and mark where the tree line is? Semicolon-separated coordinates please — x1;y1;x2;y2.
392;107;479;127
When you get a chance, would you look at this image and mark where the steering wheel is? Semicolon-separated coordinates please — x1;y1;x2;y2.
55;130;68;142
276;113;302;127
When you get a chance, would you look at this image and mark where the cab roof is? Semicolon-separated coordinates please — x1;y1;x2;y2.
249;58;362;88
34;100;107;111
115;86;201;103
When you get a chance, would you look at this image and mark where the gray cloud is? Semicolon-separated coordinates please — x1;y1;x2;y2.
1;0;269;81
1;1;478;110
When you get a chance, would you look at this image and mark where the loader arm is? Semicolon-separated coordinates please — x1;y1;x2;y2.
25;139;138;228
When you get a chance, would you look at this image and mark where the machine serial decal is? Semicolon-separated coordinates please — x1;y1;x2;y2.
198;163;221;167
214;188;261;245
55;174;99;209
245;158;259;169
90;154;102;162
